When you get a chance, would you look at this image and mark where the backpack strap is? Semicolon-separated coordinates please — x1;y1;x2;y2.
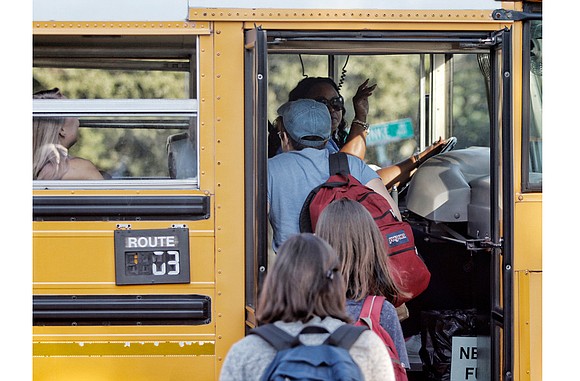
324;324;368;350
329;152;351;176
250;324;296;351
250;324;333;350
367;295;386;323
359;295;386;330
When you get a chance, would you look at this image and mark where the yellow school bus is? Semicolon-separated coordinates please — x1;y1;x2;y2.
32;0;542;380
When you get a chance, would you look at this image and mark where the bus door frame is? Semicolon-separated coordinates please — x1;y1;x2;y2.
488;26;514;381
243;26;269;331
242;24;516;380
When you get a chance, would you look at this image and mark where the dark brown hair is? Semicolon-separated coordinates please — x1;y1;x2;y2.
315;199;403;303
256;233;352;324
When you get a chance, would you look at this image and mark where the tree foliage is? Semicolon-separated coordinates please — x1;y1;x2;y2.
33;52;489;174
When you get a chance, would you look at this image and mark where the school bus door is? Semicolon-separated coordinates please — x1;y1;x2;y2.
241;21;518;381
243;26;269;330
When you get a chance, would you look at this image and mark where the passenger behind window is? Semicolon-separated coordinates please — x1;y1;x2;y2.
315;198;410;369
220;233;395;381
33;88;104;180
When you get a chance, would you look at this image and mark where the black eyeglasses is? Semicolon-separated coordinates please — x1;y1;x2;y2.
314;96;344;111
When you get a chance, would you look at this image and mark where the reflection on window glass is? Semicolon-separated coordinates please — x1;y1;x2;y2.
73;117;198;180
528;20;542;185
452;54;490;149
33;34;199;187
33;67;190;100
33;114;198;181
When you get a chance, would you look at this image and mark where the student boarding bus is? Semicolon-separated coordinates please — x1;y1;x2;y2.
32;0;542;380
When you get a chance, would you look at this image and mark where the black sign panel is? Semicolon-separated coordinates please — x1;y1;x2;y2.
114;228;190;285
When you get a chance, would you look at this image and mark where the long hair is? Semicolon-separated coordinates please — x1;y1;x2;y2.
315;199;402;303
256;233;352;325
288;77;348;148
33;88;69;179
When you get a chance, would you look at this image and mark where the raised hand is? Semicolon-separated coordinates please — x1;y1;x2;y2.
352;79;377;121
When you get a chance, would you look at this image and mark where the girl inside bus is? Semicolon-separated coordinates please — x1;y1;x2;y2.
220;233;395;381
315;198;410;369
33;88;103;180
268;77;455;190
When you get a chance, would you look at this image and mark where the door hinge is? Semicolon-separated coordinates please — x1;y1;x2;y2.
492;9;542;21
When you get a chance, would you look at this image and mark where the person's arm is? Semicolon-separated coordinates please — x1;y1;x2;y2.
377;137;447;190
64;157;104;180
340;79;376;160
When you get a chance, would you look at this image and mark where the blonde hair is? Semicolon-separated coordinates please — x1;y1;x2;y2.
315;199;403;303
33;88;70;179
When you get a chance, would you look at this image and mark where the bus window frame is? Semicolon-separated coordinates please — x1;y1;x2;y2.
33;32;201;188
521;17;542;193
32;98;200;190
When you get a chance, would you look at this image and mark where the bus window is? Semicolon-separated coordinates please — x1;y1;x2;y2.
524;19;542;191
32;34;199;187
452;54;491;149
267;50;491;169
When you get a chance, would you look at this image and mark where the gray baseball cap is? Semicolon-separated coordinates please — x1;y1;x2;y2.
277;99;331;148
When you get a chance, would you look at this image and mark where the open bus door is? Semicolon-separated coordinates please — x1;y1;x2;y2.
243;26;269;331
489;26;514;381
242;18;528;381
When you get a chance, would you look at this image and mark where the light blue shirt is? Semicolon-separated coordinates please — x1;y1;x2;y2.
267;148;379;252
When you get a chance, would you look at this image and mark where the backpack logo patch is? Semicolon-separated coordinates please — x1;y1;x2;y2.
387;230;409;247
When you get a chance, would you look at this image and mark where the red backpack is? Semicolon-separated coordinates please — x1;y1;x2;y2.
299;152;430;306
354;295;408;381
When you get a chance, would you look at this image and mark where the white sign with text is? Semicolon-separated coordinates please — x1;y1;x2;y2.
451;336;478;380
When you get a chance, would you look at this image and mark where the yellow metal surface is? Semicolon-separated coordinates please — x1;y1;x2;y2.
33;21;210;35
33;356;215;381
514;271;542;381
513;200;542;272
33;340;215;356
189;8;496;22
210;21;247;374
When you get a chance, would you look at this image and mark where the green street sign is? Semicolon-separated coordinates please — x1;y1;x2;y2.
365;118;414;146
